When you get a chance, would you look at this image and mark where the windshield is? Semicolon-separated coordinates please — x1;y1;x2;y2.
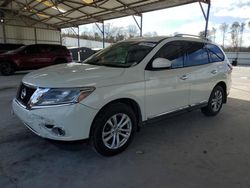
83;41;156;67
4;46;26;54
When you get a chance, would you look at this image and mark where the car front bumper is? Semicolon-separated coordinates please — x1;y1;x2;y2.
12;99;98;141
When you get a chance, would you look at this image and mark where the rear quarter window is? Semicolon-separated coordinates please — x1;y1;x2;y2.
206;44;225;63
185;42;209;67
52;45;68;53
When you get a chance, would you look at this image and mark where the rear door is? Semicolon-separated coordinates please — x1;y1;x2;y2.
145;41;190;119
19;45;40;69
35;45;54;67
184;41;217;105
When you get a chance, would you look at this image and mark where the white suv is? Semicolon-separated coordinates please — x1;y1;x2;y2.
12;35;232;156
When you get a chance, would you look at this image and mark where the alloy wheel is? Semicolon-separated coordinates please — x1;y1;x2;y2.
102;113;132;149
211;90;223;112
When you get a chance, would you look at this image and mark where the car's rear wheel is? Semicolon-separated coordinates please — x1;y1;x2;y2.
91;103;137;156
201;85;224;116
54;59;67;64
0;62;15;76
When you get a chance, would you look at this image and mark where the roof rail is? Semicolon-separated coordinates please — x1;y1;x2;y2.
174;33;210;41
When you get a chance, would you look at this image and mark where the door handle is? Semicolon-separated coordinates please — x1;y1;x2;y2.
211;70;217;74
180;75;188;80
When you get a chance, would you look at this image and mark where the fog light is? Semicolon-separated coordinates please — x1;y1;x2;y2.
52;127;65;136
45;124;54;129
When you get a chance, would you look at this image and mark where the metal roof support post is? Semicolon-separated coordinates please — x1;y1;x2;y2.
102;21;105;48
132;14;143;37
95;22;105;48
78;26;80;48
77;26;81;62
59;28;62;45
199;0;211;37
140;14;143;37
2;23;6;44
34;28;37;44
204;1;211;38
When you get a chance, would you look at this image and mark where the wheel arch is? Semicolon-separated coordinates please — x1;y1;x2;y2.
0;59;16;67
54;58;67;64
89;98;143;138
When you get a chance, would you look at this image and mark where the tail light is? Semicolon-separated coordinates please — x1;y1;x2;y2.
227;62;233;72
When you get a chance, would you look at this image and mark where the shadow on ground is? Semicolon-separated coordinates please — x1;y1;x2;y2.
0;93;250;188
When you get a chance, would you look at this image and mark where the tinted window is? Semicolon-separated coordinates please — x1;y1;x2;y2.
25;45;39;54
206;44;224;62
84;41;155;68
185;42;209;67
51;45;67;53
36;45;48;53
153;41;185;69
0;44;23;51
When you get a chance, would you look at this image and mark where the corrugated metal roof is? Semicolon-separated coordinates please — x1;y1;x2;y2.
1;0;209;28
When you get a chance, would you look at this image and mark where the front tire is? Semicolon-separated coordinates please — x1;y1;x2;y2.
0;62;15;75
201;85;224;116
91;103;137;156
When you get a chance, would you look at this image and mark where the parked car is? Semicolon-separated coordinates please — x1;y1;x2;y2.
0;44;72;75
12;35;232;156
0;43;24;54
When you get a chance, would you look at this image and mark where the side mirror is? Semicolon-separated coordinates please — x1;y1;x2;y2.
152;58;171;69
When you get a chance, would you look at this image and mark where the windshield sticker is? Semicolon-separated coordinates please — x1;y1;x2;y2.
138;42;156;47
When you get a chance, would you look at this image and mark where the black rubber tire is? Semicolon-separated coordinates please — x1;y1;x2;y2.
91;103;137;156
0;62;15;76
54;59;67;64
201;85;225;116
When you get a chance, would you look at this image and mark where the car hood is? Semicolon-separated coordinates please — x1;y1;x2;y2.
22;62;126;88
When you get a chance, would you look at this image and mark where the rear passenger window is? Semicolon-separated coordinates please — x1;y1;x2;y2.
185;42;209;67
206;44;224;62
153;41;185;69
51;45;67;53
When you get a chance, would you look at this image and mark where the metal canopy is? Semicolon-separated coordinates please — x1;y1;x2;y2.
0;0;210;29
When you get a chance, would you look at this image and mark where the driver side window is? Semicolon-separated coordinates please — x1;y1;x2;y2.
24;46;39;54
153;41;185;69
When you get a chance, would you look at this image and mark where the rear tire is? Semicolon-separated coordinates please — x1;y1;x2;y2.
91;103;137;156
201;85;224;116
0;62;15;76
54;59;67;64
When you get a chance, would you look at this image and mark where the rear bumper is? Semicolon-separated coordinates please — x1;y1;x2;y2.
12;99;98;141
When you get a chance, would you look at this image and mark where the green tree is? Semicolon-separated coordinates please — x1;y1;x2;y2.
219;23;229;48
230;21;240;50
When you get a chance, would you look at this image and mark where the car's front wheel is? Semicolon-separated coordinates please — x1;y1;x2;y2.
201;85;224;116
0;62;15;76
91;103;137;156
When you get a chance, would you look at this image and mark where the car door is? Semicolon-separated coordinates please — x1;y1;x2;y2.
145;41;190;119
183;41;215;105
35;45;54;67
19;45;40;69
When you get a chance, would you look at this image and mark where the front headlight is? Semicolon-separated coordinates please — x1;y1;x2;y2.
28;87;95;108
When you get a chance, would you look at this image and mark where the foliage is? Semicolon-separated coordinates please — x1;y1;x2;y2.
62;23;158;43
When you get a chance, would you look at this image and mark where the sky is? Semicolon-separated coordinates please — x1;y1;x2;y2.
78;0;250;47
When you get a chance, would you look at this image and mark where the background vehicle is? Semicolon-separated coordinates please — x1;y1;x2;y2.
0;44;72;75
0;43;24;54
12;36;232;156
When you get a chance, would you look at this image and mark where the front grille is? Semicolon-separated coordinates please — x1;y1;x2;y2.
17;83;37;106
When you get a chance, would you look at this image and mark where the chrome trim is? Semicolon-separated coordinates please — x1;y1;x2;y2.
24;122;40;135
15;98;27;109
148;105;189;119
31;102;76;109
190;100;207;107
148;101;208;120
22;82;38;89
14;98;76;110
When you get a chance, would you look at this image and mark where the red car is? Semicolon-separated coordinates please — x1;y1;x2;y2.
0;44;72;75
